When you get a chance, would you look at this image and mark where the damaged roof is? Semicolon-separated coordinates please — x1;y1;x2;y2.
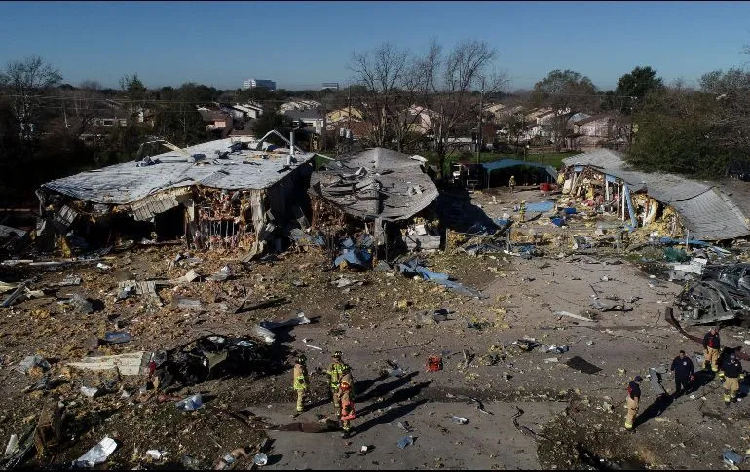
42;138;316;204
309;147;438;222
563;149;750;240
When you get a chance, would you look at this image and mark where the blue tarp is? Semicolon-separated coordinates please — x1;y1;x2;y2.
397;258;484;298
481;159;558;181
334;249;372;268
524;201;555;213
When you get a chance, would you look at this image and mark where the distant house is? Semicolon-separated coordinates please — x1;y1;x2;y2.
283;108;326;135
280;99;321;113
566;112;590;130
198;107;234;138
484;103;506;115
232;103;263;120
572;113;632;147
326;107;363;124
524;107;553;122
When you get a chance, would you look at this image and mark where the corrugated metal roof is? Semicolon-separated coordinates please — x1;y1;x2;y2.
563;149;750;239
42;138;316;204
310;147;438;222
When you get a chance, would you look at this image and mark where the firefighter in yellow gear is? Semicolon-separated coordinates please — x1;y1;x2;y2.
722;351;744;406
508;175;516;193
519;200;527;223
326;351;349;414
292;354;309;415
702;327;721;373
624;376;642;430
338;369;356;438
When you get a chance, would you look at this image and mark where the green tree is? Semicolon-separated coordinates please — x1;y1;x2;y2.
615;66;663;115
626;85;733;178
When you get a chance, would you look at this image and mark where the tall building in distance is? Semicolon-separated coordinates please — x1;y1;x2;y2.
242;79;276;91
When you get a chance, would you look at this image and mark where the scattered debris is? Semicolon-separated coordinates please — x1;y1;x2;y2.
67;351;149;376
176;394;204;411
73;436;118;468
397;435;414;449
17;355;51;374
451;416;469;425
554;310;596;322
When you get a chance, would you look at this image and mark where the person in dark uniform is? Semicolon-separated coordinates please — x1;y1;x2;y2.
669;350;695;398
722;350;744;406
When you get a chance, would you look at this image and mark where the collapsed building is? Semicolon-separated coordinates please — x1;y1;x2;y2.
36;134;316;255
561;149;750;326
307;147;440;261
561;149;750;241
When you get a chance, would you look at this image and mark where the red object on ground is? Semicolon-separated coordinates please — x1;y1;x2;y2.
427;355;443;372
540;183;551;192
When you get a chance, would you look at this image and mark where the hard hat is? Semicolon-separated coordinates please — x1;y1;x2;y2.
296;354;307;364
332;351;342;359
634;376;643;382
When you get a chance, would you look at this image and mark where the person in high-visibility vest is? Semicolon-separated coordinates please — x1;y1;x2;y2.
519;200;526;223
326;351;349;415
338;368;356;438
292;354;309;416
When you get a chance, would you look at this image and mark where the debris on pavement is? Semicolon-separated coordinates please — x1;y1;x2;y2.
397;435;414;449
451;416;469;425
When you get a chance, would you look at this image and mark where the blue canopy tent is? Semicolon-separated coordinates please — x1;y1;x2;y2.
480;159;558;189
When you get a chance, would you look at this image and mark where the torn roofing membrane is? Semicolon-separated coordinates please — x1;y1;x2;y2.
41;138;316;204
563;149;750;240
309;147;439;222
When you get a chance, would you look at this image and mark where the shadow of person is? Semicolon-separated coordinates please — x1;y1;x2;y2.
633;393;673;429
354;398;430;435
356;371;419;404
358;380;432;418
678;369;717;397
355;372;388;398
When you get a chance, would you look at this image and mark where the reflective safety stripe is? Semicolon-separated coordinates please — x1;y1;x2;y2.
294;374;308;390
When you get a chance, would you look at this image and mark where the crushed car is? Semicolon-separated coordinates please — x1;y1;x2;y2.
150;335;278;389
674;263;750;326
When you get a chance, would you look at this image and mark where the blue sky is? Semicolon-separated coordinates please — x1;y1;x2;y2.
1;1;748;91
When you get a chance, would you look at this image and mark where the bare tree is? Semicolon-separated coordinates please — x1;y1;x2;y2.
428;40;501;178
348;43;410;148
0;56;62;142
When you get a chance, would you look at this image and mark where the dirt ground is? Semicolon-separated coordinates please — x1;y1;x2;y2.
1;186;749;470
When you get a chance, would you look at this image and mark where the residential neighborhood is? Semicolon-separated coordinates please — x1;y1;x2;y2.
0;2;749;471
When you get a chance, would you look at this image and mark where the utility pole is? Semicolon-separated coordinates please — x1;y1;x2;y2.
476;77;485;163
347;85;352;153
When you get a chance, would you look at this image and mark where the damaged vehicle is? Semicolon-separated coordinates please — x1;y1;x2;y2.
151;335;277;389
675;263;750;326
